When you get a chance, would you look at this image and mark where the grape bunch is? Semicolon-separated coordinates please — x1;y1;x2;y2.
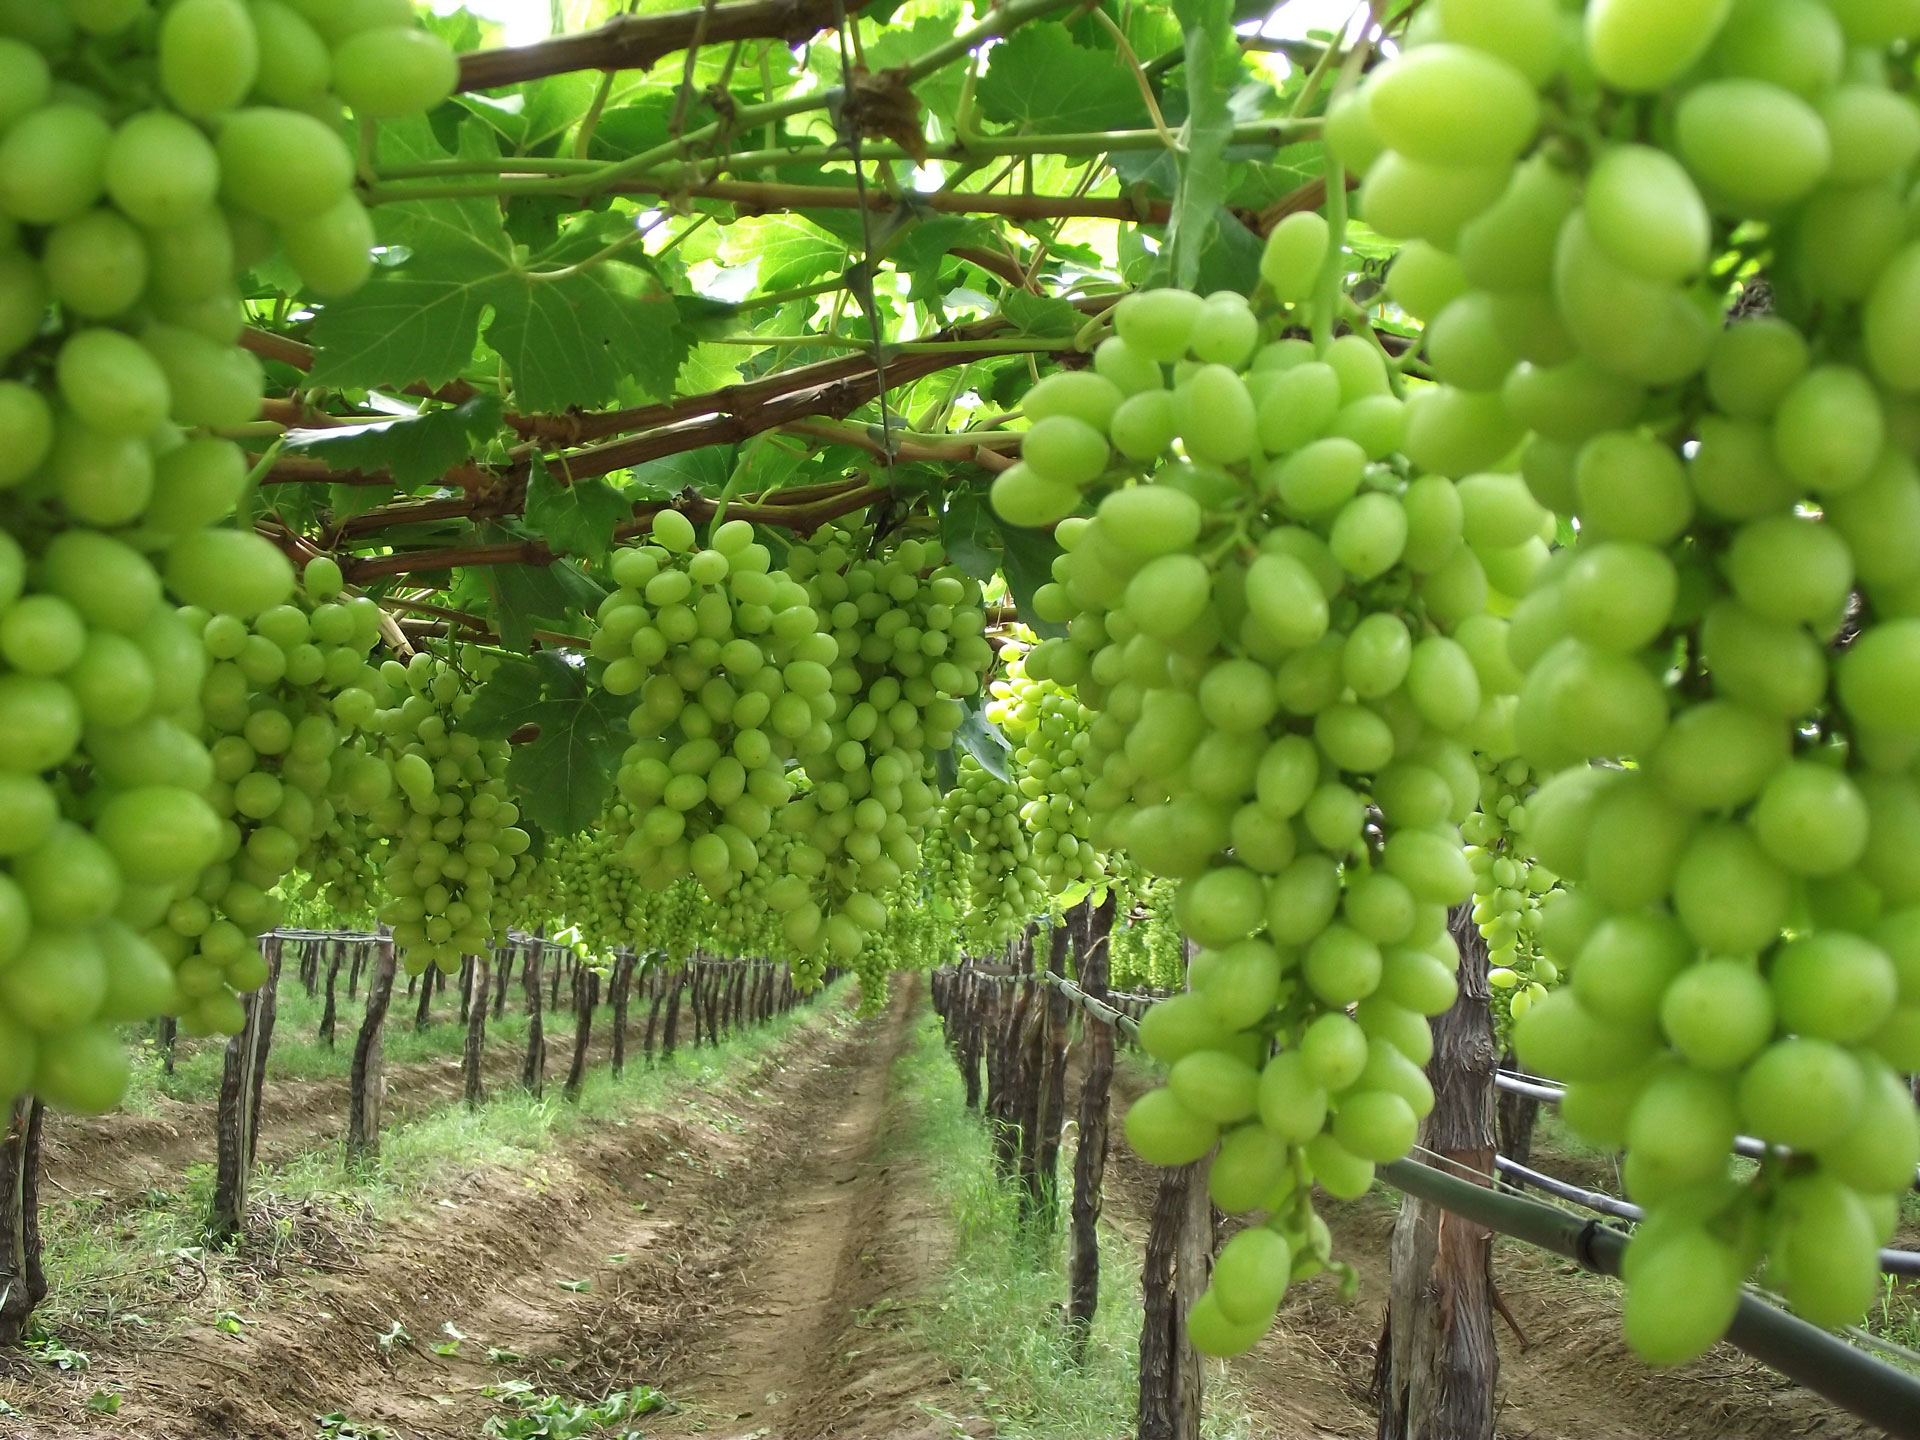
1461;750;1562;1040
1344;0;1920;1361
937;753;1048;953
995;269;1523;1357
771;525;994;965
151;555;387;1032
367;650;529;975
597;510;824;897
0;1;459;1114
1106;872;1185;993
987;642;1106;892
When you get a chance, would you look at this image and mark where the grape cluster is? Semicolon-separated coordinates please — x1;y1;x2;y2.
1106;871;1185;993
151;555;386;1029
995;269;1524;1357
598;511;822;896
1461;750;1561;1040
367;650;529;975
0;1;458;1114
987;643;1105;892
937;753;1047;953
771;525;993;964
1347;0;1920;1360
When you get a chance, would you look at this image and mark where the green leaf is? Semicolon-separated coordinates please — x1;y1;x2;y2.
466;653;626;838
940;487;997;583
482;558;607;652
283;395;501;487
311;121;682;410
1167;0;1238;290
978;26;1149;135
628;446;730;500
720;213;847;292
524;458;630;566
956;704;1013;783
994;516;1066;639
1000;289;1082;338
1191;207;1264;298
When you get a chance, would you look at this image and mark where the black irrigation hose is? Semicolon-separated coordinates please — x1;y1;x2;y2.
1381;1157;1920;1440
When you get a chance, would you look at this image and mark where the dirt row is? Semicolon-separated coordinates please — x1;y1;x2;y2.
4;981;989;1440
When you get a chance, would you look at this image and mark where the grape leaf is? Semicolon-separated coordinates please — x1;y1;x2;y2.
524;459;630;566
956;703;1013;783
310;123;683;410
282;395;501;487
994;517;1066;639
482;557;607;652
940;488;998;583
1167;0;1237;290
720;214;847;291
464;652;627;837
1000;290;1082;338
977;26;1149;136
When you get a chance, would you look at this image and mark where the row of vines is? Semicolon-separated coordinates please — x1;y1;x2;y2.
2;0;1919;1435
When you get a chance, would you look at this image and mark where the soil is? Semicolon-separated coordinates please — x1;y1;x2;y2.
1;985;1902;1440
1;980;988;1440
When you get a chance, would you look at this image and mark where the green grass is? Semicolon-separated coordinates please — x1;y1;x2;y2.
33;980;850;1343
883;1007;1255;1440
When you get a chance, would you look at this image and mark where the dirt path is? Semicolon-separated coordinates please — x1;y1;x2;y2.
3;981;987;1440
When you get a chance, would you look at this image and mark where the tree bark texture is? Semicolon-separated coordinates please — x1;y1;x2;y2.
1036;916;1076;1224
1138;1157;1207;1440
347;930;398;1159
1496;1047;1539;1173
318;938;343;1048
493;940;512;1019
414;960;438;1032
1068;894;1117;1356
158;1013;177;1074
611;952;635;1078
1375;905;1499;1440
0;1096;46;1345
522;934;547;1096
565;968;600;1102
209;936;284;1245
663;974;684;1058
464;952;491;1110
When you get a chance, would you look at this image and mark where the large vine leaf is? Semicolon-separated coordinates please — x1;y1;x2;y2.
977;26;1149;135
281;395;502;486
310;119;682;409
524;458;630;565
464;652;626;837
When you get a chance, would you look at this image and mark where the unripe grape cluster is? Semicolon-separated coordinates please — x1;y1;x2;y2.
1106;871;1184;993
155;555;385;1025
0;0;457;1114
994;263;1534;1356
937;754;1048;953
1461;750;1561;1039
597;510;822;896
1345;0;1920;1362
367;650;529;975
986;643;1106;892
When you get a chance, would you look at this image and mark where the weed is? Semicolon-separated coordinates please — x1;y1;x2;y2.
480;1380;668;1439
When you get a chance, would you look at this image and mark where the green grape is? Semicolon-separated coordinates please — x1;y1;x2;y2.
328;26;458;119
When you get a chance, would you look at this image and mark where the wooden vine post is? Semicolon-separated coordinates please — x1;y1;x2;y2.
564;966;600;1101
318;937;344;1048
522;929;547;1096
209;935;285;1245
1068;893;1118;1357
1375;906;1500;1440
464;952;492;1109
1035;914;1077;1224
347;928;399;1160
0;1095;46;1346
610;951;636;1078
1138;1155;1210;1440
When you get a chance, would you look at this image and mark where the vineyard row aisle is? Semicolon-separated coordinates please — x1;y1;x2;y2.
1;982;991;1440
